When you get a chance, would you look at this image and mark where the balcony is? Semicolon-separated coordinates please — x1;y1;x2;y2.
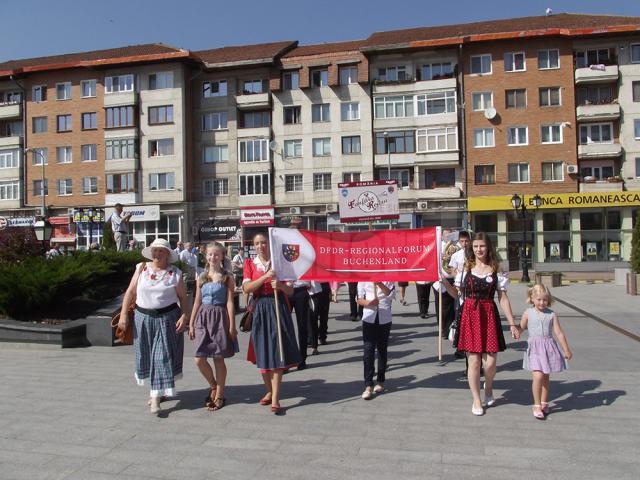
578;143;622;159
0;135;22;148
373;76;456;95
104;91;137;107
0;102;21;120
396;186;462;201
579;180;624;192
236;92;270;110
574;65;619;84
105;192;139;205
576;103;620;121
414;150;460;166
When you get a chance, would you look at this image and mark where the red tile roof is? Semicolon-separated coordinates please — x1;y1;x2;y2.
194;41;297;66
283;40;367;58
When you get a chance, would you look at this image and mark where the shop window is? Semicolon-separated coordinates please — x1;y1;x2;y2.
473;213;498;233
542;210;571;262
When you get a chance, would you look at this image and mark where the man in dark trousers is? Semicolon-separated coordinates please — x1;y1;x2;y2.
348;282;363;321
288;280;310;370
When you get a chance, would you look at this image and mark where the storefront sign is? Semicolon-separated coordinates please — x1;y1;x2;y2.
104;204;160;222
338;180;399;223
0;216;35;229
609;242;620;256
269;226;439;282
240;207;274;226
468;192;640;212
198;220;241;241
72;209;105;223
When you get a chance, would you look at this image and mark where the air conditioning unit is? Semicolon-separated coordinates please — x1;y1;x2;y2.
230;209;240;217
566;164;579;174
289;206;301;215
417;201;429;211
325;203;338;213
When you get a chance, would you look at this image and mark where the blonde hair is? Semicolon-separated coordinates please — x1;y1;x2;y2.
526;284;554;306
199;242;230;285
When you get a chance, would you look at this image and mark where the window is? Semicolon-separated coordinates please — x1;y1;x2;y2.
201;112;228;130
417;90;456;115
56;146;72;164
577;85;613;105
149;172;175;191
312;103;330;122
340;102;360;121
57;178;73;195
473;128;495;148
538;49;560;69
575;48;611;68
242;79;268;94
238;139;269;163
375;131;415;154
470;54;492;74
472;92;493;111
57;114;72;132
203;145;228;163
313;173;332;191
32;116;47;133
632;44;640;63
56;82;71;100
106;106;135;128
0;180;19;200
539;87;561;107
425;168;455;189
580;165;614;180
106;173;136;193
203;80;227;98
240;111;270;128
2;91;21;103
105;75;134;93
542;162;564;181
282;71;299;90
81;112;97;130
339;66;358;85
81;79;96;98
634;119;640;140
508;163;530;183
33;179;48;196
421;62;454;80
633;81;640;102
506;89;526;109
239;173;270;195
106;138;135;160
4;121;22;137
0;149;18;169
507;126;528;146
149;72;173;90
283;106;302;124
311;69;328;88
416;127;457;152
203;178;229;196
541;124;562;144
474;165;495;184
579;123;612;144
32;85;47;102
312;138;331;156
342;136;361;154
636;157;640;177
284;139;302;158
343;172;361;182
504;52;526;72
285;174;303;192
81;144;97;162
374;95;414;118
149;139;174;156
148;105;173;125
377;66;408;81
31;148;47;166
82;177;98;194
379;169;410;189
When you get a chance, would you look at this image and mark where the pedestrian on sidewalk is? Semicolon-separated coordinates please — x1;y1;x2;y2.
441;232;519;416
348;282;363;321
520;284;572;419
188;243;238;412
415;281;432;319
357;281;395;400
118;238;188;415
398;281;409;305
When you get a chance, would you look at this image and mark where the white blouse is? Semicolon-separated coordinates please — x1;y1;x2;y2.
136;263;181;309
454;270;509;291
357;282;395;325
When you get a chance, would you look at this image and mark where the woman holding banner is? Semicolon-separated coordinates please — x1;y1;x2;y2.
441;232;519;416
242;232;302;414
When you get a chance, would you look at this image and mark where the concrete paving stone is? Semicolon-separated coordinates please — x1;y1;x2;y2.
0;437;41;451
0;449;56;466
62;470;161;480
201;437;281;451
0;463;75;480
441;452;532;469
121;462;213;480
102;449;186;468
178;454;265;474
82;458;133;475
30;443;112;459
357;445;442;463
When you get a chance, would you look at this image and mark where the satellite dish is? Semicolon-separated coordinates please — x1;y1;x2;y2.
484;107;497;120
269;140;279;152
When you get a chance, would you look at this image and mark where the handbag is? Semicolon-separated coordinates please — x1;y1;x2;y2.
111;263;144;345
239;297;255;332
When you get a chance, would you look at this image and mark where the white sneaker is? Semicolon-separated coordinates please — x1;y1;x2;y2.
484;395;495;407
361;388;373;400
149;396;161;415
373;384;384;394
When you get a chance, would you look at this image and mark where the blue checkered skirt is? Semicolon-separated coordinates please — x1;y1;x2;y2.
134;307;184;397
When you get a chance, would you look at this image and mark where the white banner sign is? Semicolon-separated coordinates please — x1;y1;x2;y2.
338;180;400;223
0;216;36;229
105;204;160;222
240;207;274;226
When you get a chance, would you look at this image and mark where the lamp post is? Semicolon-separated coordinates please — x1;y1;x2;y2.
511;193;542;283
25;148;51;254
382;131;391;179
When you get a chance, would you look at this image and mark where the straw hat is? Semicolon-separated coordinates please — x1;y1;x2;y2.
141;238;179;263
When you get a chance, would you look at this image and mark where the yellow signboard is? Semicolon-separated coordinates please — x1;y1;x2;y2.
468;192;640;212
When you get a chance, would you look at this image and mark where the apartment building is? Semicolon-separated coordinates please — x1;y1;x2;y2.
272;40;372;232
0;76;23;218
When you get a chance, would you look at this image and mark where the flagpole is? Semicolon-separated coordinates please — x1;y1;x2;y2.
438;287;443;362
268;228;285;364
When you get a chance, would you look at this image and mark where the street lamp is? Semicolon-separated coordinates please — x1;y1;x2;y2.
382;131;391;179
511;193;542;283
25;148;51;254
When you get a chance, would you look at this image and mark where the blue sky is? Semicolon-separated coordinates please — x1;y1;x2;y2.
2;0;638;62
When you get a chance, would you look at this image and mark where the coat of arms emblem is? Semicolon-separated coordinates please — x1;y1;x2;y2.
282;244;300;262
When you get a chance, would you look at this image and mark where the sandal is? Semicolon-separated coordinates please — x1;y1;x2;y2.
532;405;545;420
208;397;226;411
204;386;217;408
541;402;550;415
259;394;272;406
271;404;283;415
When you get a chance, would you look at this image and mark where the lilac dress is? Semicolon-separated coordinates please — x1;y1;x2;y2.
523;308;567;373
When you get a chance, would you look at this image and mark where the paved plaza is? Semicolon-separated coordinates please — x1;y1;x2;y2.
0;283;639;480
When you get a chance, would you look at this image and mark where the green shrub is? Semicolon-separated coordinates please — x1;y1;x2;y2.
0;228;43;264
631;209;640;274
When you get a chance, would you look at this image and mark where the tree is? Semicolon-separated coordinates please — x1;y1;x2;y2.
631;209;640;274
102;219;116;251
0;228;43;264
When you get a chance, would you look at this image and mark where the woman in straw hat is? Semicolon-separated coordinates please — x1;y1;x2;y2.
118;238;189;415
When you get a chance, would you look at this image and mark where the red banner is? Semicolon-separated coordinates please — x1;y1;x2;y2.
270;227;440;282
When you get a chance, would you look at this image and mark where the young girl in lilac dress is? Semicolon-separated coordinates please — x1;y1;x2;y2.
520;284;572;419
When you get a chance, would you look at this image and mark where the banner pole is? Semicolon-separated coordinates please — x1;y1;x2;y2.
273;288;285;364
438;287;443;362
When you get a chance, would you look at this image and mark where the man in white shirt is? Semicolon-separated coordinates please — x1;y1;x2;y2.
109;203;132;252
173;240;184;256
46;243;62;259
179;242;198;295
